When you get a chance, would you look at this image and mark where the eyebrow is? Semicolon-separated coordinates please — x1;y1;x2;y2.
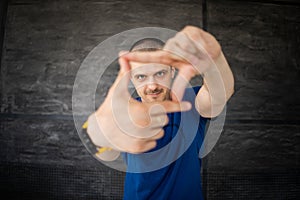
132;69;168;77
133;74;146;78
155;69;168;74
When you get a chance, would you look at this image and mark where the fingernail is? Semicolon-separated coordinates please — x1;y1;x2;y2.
119;50;129;57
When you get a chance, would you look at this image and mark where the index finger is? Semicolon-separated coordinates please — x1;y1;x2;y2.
147;101;192;116
123;50;179;66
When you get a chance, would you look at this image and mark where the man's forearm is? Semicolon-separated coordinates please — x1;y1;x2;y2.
196;52;234;117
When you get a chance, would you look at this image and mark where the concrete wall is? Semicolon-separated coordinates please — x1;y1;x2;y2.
0;0;299;199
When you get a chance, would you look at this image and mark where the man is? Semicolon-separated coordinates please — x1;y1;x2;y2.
86;26;234;199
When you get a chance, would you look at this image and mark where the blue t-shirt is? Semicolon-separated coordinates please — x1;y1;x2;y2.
122;86;208;200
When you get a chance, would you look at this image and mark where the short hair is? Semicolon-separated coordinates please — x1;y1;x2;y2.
129;38;165;52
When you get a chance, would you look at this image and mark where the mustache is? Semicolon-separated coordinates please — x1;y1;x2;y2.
145;88;164;95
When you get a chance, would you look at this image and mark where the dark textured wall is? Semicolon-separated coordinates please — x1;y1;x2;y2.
203;1;299;199
207;0;300;170
0;0;299;199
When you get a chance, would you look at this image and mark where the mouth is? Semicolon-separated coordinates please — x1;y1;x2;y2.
146;90;163;98
147;92;161;97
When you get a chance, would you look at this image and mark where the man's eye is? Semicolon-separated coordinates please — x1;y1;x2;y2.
135;75;146;81
156;71;166;78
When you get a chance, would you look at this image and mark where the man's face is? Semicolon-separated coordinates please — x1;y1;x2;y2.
130;61;173;103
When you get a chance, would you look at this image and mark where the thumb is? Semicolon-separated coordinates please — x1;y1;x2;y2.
171;65;195;102
171;74;189;102
107;52;131;99
118;51;130;76
112;52;131;93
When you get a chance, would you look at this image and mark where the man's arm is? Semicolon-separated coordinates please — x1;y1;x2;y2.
196;52;234;118
86;55;192;161
123;26;235;118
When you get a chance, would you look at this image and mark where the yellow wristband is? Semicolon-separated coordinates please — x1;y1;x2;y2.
82;120;112;154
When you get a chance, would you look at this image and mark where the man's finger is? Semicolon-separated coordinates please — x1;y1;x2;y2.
147;101;192;116
149;129;165;140
118;55;131;77
149;115;169;129
170;63;199;102
123;50;174;66
171;73;189;102
111;56;132;95
172;32;198;55
124;46;198;73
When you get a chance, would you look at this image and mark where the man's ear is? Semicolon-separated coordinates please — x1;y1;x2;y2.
171;67;175;78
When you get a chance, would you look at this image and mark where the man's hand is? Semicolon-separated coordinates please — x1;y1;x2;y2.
123;26;234;117
87;54;191;160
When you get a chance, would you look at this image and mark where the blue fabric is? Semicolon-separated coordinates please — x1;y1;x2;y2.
122;86;208;200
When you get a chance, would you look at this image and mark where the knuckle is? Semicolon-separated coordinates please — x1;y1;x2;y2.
190;33;201;43
183;25;200;34
180;42;190;51
183;25;194;31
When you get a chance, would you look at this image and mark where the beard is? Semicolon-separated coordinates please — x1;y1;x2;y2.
144;88;164;95
141;88;171;103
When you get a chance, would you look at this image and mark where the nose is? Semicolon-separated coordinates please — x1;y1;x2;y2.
146;76;159;89
147;82;159;90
